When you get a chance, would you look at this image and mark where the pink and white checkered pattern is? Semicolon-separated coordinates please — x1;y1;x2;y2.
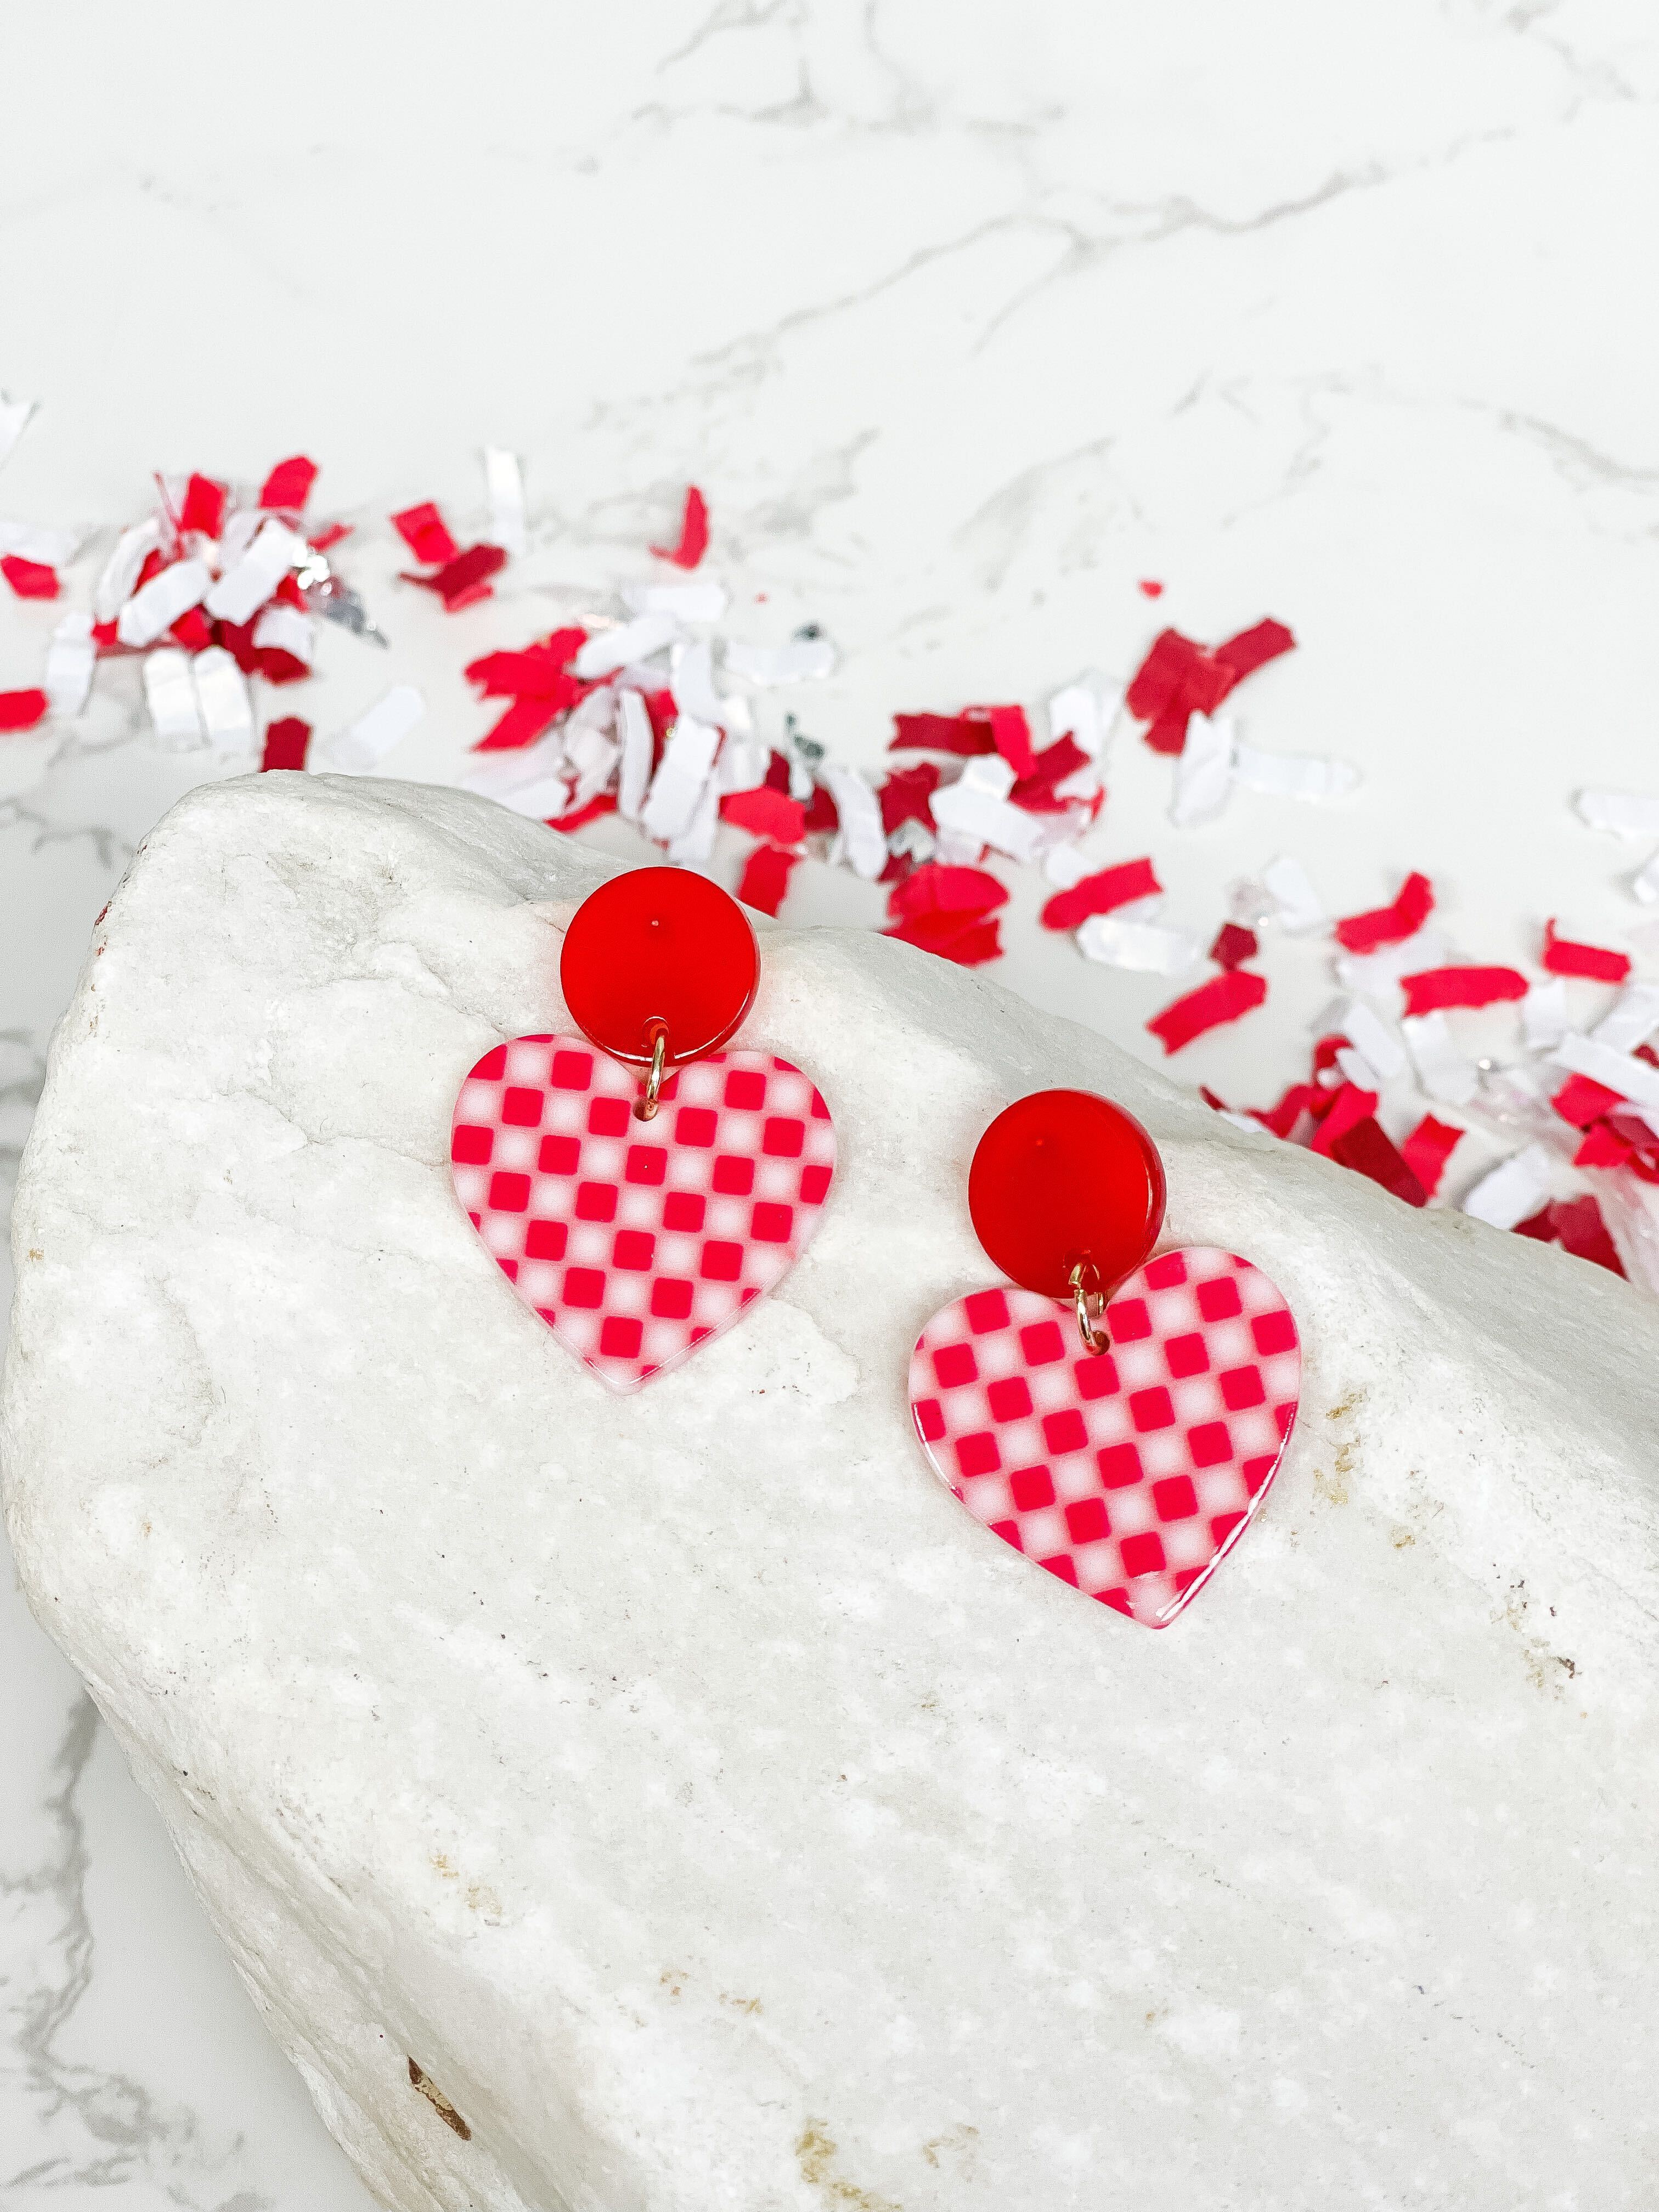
452;1035;836;1393
909;1247;1299;1628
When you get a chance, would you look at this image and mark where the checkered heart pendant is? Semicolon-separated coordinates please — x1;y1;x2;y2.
909;1248;1300;1627
452;1036;836;1393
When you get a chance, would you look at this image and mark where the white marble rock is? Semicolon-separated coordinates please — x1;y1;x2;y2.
5;774;1659;2211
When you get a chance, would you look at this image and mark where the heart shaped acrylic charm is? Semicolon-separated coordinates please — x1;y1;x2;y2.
909;1248;1300;1628
452;1035;836;1392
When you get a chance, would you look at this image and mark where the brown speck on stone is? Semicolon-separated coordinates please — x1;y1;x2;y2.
408;2057;471;2140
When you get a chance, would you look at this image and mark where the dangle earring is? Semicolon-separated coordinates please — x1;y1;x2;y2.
908;1089;1300;1629
451;867;836;1393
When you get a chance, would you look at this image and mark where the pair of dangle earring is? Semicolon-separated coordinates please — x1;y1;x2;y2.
909;1090;1301;1629
450;867;836;1394
449;864;1300;1628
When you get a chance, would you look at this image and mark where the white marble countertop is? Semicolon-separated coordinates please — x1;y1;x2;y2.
3;5;1656;2201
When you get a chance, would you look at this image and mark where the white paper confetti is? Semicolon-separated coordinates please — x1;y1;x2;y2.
326;684;425;772
1554;1031;1659;1113
142;647;205;750
116;556;213;647
43;611;94;718
573;613;680;681
0;520;77;568
1632;851;1659;905
716;736;770;795
614;689;653;822
92;518;164;622
930;755;1047;865
668;639;731;730
464;730;567;805
205;518;306;625
1075;915;1200;974
724;634;837;685
641;716;721;843
1592;984;1659;1056
1462;1143;1553;1230
0;392;35;470
1521;978;1570;1052
482;447;526;556
1233;743;1360;801
621;578;728;622
1335;998;1407;1079
190;646;256;755
252;602;315;667
1335;1046;1382;1091
1047;672;1120;760
219;507;263;568
821;765;887;881
1262;854;1327;934
1169;712;1234;827
565;720;620;811
1401;1011;1480;1105
667;769;722;864
1577;789;1659;840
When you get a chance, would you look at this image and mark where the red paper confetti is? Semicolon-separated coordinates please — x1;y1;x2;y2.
1126;619;1295;756
1548;1194;1626;1277
404;542;507;613
1138;580;1164;598
721;786;806;845
886;914;1003;965
261;716;312;772
259;456;319;511
307;520;350;552
1208;921;1258;970
884;862;1007;966
888;864;1008;923
390;501;459;566
651;485;709;570
1542;918;1632;984
179;473;228;537
466;633;586;698
877;761;941;834
889;711;997;757
1552;1071;1625;1128
988;704;1036;779
1326;1115;1429;1206
737;842;799;917
0;688;49;732
802;783;840;836
170;606;213;652
1310;1081;1378;1159
1147;969;1268;1053
1575;1124;1633;1169
1399;1114;1464;1197
1398;966;1528;1016
1253;1082;1319;1139
477;696;563;753
548;792;618;834
1039;857;1162;932
1333;871;1434;953
0;555;58;600
1213;618;1296;684
1009;735;1090;812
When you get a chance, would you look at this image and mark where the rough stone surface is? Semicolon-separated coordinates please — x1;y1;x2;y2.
5;774;1659;2211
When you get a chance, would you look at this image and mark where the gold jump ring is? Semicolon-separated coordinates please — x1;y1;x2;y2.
638;1028;669;1120
1069;1260;1110;1357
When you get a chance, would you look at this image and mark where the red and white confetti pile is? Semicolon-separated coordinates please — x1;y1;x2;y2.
3;399;1656;1291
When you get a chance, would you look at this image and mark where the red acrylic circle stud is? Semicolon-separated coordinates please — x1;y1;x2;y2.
560;866;759;1069
967;1088;1165;1302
